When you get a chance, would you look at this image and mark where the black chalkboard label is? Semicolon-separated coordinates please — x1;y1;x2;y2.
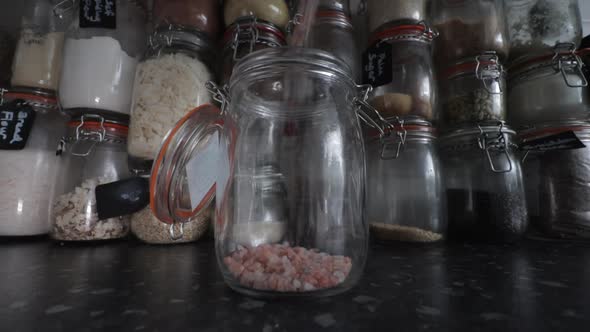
79;0;117;30
95;177;150;220
0;101;36;150
520;131;586;151
362;43;393;87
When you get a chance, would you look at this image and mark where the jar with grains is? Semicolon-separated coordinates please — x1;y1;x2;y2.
440;53;506;130
153;0;220;38
440;122;528;243
0;30;15;88
59;0;147;118
507;46;589;129
365;118;446;243
367;0;427;34
307;10;359;81
221;18;286;85
128;29;214;173
11;0;72;111
506;0;582;63
51;115;131;241
0;95;66;236
149;48;378;296
431;0;509;65
224;0;290;29
363;23;438;121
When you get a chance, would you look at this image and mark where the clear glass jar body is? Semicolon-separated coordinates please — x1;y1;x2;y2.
431;0;509;64
153;0;220;38
440;125;528;243
0;101;65;236
51;116;131;241
59;0;146;116
151;48;368;297
506;0;582;62
367;0;428;34
365;124;446;243
224;0;290;29
128;31;213;173
366;26;437;121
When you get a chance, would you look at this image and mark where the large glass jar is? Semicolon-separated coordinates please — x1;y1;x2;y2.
367;0;428;34
440;122;528;243
440;53;506;130
0;96;65;236
149;48;373;297
0;30;15;88
128;29;214;173
224;0;290;29
11;0;71;111
51;115;131;241
507;47;589;129
307;10;359;81
58;0;146;117
364;23;437;122
506;0;582;63
431;0;509;65
153;0;220;38
221;18;286;85
365;118;446;243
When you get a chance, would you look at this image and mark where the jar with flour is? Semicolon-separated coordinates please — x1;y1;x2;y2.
59;0;146;118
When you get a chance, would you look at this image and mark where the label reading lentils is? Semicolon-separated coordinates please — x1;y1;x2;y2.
79;0;117;30
520;131;586;151
362;43;393;87
0;100;36;150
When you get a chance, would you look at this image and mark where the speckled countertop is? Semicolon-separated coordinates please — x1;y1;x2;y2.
1;237;590;332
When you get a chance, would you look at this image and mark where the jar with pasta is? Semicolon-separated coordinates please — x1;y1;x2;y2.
153;0;220;39
224;0;290;29
128;29;214;173
51;115;131;241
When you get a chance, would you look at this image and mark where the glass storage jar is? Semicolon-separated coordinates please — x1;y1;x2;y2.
153;0;220;39
367;0;428;34
506;0;582;63
224;0;290;29
440;122;528;243
11;0;71;111
307;10;359;81
364;23;437;121
365;118;446;243
149;48;373;297
431;0;509;65
51;114;131;241
128;29;214;173
221;18;286;85
440;53;506;130
507;46;589;129
0;94;65;236
58;0;146;117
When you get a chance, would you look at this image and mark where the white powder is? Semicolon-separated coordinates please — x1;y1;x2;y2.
128;52;211;160
11;30;64;91
59;36;138;114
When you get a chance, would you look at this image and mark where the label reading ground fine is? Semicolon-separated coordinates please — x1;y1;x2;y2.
362;43;393;87
185;134;219;211
0;102;36;150
520;131;586;151
79;0;117;29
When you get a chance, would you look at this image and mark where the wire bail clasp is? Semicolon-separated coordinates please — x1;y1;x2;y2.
477;122;512;173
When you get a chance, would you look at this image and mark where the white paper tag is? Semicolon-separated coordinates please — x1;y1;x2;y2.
185;134;219;210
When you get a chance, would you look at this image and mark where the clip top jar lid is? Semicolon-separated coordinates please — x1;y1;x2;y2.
314;9;352;26
222;17;286;49
369;22;437;46
365;117;436;139
65;114;129;142
442;52;505;80
440;121;515;142
149;27;214;60
518;120;590;141
2;87;58;111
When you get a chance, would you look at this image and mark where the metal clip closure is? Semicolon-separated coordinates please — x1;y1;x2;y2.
52;0;75;19
286;13;303;34
380;117;407;160
232;17;260;61
477;122;512;173
417;21;439;39
354;85;395;137
475;52;503;94
71;114;106;157
206;81;230;114
552;42;588;88
169;221;185;241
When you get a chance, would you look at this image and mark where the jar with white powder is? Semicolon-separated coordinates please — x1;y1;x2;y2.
58;0;146;118
51;114;131;241
127;29;214;173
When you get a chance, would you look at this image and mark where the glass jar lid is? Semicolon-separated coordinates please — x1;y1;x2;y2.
369;22;437;46
222;17;286;59
442;52;504;80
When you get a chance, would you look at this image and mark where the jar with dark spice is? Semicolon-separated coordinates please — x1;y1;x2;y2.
363;23;437;121
440;53;506;130
365;118;446;243
431;0;509;65
153;0;220;39
367;0;428;34
507;46;589;130
506;0;582;63
440;122;528;243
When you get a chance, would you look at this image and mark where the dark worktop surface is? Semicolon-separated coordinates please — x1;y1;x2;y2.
1;237;589;332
